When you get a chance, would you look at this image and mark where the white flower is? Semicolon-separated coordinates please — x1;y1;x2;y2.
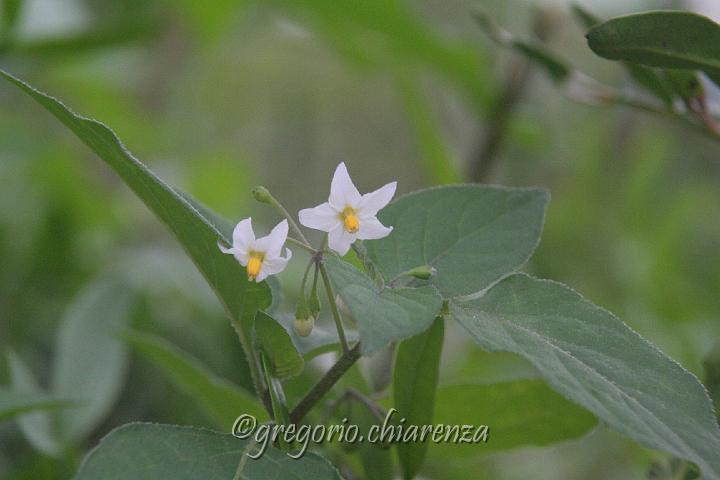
298;162;396;255
218;218;292;282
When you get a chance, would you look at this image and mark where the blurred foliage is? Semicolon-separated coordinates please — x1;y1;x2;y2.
1;0;719;479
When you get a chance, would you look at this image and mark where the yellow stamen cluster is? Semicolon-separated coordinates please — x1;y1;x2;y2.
340;207;360;233
246;252;265;281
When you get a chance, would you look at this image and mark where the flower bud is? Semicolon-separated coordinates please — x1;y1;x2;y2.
251;186;272;204
293;315;315;337
406;265;437;280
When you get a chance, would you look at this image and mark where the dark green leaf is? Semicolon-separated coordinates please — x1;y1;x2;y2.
587;11;720;78
254;312;304;379
122;331;267;426
451;274;720;479
394;318;444;480
52;277;135;443
0;70;271;383
365;185;548;298
323;255;443;355
74;423;343;480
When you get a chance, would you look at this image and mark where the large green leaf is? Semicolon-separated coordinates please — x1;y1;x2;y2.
122;331;267;426
7;351;62;456
394;317;444;480
254;311;304;379
0;69;271;375
430;379;596;459
52;277;135;443
323;255;443;355
0;388;71;422
451;274;720;479
74;423;343;480
365;185;548;298
586;11;720;78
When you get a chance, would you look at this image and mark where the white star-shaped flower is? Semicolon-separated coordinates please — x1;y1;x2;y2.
218;218;292;282
298;162;396;255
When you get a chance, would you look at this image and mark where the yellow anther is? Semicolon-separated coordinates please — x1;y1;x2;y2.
341;207;360;233
246;252;264;281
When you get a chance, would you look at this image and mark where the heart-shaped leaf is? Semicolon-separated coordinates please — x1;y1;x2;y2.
451;274;720;479
365;185;548;298
323;254;442;355
74;423;343;480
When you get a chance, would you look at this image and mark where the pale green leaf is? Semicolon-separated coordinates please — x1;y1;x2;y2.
52;276;135;443
394;318;444;480
122;331;267;426
74;423;343;480
430;380;596;459
365;185;548;298
451;274;720;479
323;255;443;355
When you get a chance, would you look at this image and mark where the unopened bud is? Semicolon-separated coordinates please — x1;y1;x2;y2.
294;315;315;337
406;265;437;280
251;186;272;204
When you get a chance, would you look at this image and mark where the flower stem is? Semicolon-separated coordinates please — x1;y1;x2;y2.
317;237;349;353
285;236;316;254
289;342;361;424
261;191;312;246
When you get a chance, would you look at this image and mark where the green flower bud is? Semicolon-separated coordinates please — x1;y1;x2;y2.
251;186;272;204
406;265;437;280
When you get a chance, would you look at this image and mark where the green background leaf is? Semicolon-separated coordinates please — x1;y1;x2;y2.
451;274;720;479
74;423;343;480
365;185;548;298
122;331;267;426
0;388;70;422
586;12;720;78
394;317;444;480
324;254;443;355
254;311;304;379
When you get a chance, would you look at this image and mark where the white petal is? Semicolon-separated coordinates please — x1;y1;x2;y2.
329;162;361;209
217;242;249;266
232;218;255;253
261;248;293;280
357;217;393;240
358;181;396;216
328;224;356;256
299;202;341;232
256;219;288;257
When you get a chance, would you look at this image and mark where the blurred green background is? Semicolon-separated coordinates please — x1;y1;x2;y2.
1;0;719;478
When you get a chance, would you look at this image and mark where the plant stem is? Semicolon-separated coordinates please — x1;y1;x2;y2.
318;252;349;353
286;236;316;254
289;342;362;424
263;192;311;246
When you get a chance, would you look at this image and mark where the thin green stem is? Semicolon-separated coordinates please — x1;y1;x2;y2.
319;262;349;352
285;236;316;254
264;193;311;246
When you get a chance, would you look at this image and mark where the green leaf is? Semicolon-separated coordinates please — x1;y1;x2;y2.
475;12;570;83
0;69;271;384
365;185;548;298
122;331;267;426
6;351;62;456
571;4;675;107
451;274;720;479
1;0;22;35
0;388;71;422
703;343;720;420
74;423;343;480
254;312;304;379
586;11;720;78
394;317;444;480
430;380;596;459
323;255;443;355
52;277;135;443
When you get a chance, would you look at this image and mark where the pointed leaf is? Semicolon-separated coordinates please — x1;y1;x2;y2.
254;312;304;379
394;317;444;480
323;255;443;355
74;423;343;480
122;331;267;425
451;274;720;479
365;185;548;298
